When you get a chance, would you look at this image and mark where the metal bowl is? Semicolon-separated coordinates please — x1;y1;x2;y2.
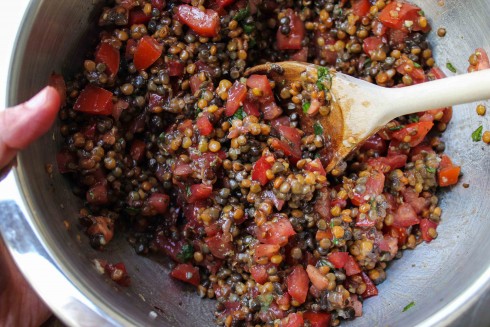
1;0;490;326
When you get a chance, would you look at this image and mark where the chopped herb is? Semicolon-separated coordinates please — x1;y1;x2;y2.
177;243;194;262
472;125;483;142
317;259;329;267
316;66;332;90
388;125;405;131
426;167;436;174
413;62;421;68
302;102;311;113
408;115;420;123
230;107;246;121
186;186;192;197
88;191;95;199
403;301;415;312
158;132;166;141
242;23;255;34
258;294;274;312
363;58;372;69
313;121;324;136
418;10;425;16
446;62;457;73
314;153;321;159
333;238;340;246
330;220;335;228
233;7;249;21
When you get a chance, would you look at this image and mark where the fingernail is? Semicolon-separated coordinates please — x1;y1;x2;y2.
25;86;50;109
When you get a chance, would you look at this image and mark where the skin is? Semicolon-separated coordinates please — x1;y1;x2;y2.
0;86;61;326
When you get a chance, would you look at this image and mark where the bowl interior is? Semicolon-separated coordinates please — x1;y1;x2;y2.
8;0;490;326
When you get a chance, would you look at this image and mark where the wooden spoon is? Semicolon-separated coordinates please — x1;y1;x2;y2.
246;61;490;172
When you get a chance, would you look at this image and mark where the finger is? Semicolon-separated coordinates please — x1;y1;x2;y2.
0;86;61;169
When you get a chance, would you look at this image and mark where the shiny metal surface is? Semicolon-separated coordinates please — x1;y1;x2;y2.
1;0;490;326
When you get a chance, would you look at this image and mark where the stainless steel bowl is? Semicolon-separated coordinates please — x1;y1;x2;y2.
1;0;490;326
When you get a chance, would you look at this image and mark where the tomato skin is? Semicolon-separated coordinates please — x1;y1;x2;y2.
363;36;384;56
133;35;163;70
257;218;296;246
392;121;434;147
170;263;200;286
378;1;427;32
276;9;305;50
166;59;185;77
250;264;270;284
151;0;165;10
420;218;438;242
130;139;146;162
56;150;76;174
129;8;151;26
176;5;220;37
290;47;308;62
86;184;109;205
360;272;378;299
287;265;309;304
393;203;420;227
254;244;280;262
361;134;387;154
247;74;273;101
196;115;213;136
252;156;273;186
205;232;233;259
306;265;330;291
187;184;212;203
226;81;247;116
438;155;460;186
147;193;170;214
344;255;362;276
468;48;490;72
304;158;326;176
74;84;113;115
351;170;385;206
280;313;304;327
351;0;370;17
276;125;302;160
367;154;407;173
243;97;260;117
327;252;349;269
303;311;331;327
396;56;426;83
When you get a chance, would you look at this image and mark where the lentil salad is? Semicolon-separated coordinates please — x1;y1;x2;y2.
54;0;465;326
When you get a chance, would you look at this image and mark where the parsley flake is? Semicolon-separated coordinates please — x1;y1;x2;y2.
316;66;332;91
313;121;324;136
388;125;404;131
403;301;415;312
472;125;483;142
258;294;274;312
408;115;420;123
177;243;194;262
303;102;311;113
234;7;250;21
426;166;436;174
446;62;457;73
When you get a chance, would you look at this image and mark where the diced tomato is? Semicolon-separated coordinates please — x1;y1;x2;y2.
250;264;270;284
306;265;329;291
134;35;163;70
287;266;309;304
254;244;280;262
257;218;296;246
290;47;308;62
468;48;490;72
360;272;378;299
437;154;460;187
262;102;283;120
378;1;428;32
387;28;408;46
327;252;349;269
56;150;76;174
344;255;362;276
176;5;220;37
247;74;273;99
129;9;151;26
187;184;212;203
86;184;108;205
147;193;170;214
151;0;165;10
420;218;438;242
112;99;129;121
125;38;137;60
351;0;370;17
252;156;273;186
303;312;331;327
130;139;146;162
276;9;305;50
392;121;433;147
243;97;261;117
276;125;302;159
372;19;388;37
350;295;363;317
101;261;131;286
304;158;326;176
396;57;426;83
226;81;247;116
205;232;233;259
280;313;304;327
196;115;214;136
74;85;113;115
401;187;427;214
361;134;387;154
170;263;200;287
276;292;291;307
378;235;398;256
363;36;384;56
166;59;185;77
48;73;67;105
393;203;420;227
384;225;408;246
351;170;385;206
367;154;407;173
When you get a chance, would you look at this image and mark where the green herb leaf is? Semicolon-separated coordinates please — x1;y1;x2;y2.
302;102;311;113
158;132;166;141
408;115;420;123
330;220;335;228
418;10;425;16
177;243;194;262
363;58;372;69
317;259;329;267
233;7;250;21
243;23;255;34
186;186;192;197
413;62;421;68
403;301;415;312
317;66;332;91
258;294;274;312
426;167;436;174
231;106;246;121
333;238;340;246
446;62;457;73
388;125;405;131
472;125;483;142
313;121;324;136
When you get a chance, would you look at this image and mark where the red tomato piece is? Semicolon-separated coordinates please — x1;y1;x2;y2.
147;193;170;214
468;48;490;72
151;0;165;10
252;156;273;186
250;265;269;284
262;102;283;120
360;272;378;299
134;35;163;70
170;263;200;287
280;313;304;327
130;139;146;162
351;0;370;17
254;244;280;262
378;1;427;32
367;154;407;173
306;265;329;291
290;47;308;62
243;97;261;117
276;9;305;50
304;158;326;176
246;74;273;102
361;134;387;154
56;150;76;174
303;312;331;327
363;36;384;56
351;170;385;206
205;232;233;259
327;252;349;269
226;81;247;116
393;203;420;227
187;184;212;203
276;125;302;159
176;5;220;37
392;121;433;147
74;84;113;115
287;265;309;304
86;184;108;205
396;57;426;84
196;115;213;136
166;59;185;77
257;218;296;246
420;218;438;243
438;165;460;187
344;255;362;276
129;8;151;26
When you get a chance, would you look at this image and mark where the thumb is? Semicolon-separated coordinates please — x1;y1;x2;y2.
0;86;61;169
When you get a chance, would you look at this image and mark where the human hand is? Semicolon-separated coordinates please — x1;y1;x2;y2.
0;86;61;326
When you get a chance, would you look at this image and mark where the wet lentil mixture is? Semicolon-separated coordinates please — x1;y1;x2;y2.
55;0;464;325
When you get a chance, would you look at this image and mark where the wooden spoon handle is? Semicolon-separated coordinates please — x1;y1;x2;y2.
379;69;490;123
